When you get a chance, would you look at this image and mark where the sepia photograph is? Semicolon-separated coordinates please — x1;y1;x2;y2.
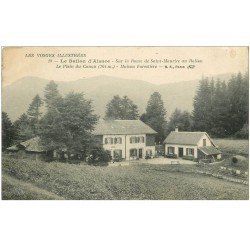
1;46;249;200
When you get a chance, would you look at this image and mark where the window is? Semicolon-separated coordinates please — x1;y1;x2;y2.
130;136;145;144
105;137;113;144
186;148;194;156
130;149;137;157
203;139;206;146
168;147;175;154
130;137;136;144
139;136;145;143
114;137;122;144
146;149;152;156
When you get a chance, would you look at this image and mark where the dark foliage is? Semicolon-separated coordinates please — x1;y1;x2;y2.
27;94;43;135
2;112;16;150
192;72;248;137
105;95;139;120
39;81;99;158
232;157;238;164
140;92;167;143
167;108;193;134
13;113;34;142
86;146;112;166
13;94;43;143
40;92;98;156
234;123;249;139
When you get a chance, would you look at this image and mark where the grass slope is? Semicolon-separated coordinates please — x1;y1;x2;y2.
213;139;249;156
2;157;248;200
2;175;64;200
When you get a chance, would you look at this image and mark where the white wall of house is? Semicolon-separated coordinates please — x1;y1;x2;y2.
197;134;213;147
165;144;198;158
103;135;126;158
103;134;155;160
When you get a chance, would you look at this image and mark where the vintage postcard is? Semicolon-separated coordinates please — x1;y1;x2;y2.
1;46;249;200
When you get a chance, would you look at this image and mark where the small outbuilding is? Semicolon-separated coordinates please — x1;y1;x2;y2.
6;137;48;160
163;127;222;162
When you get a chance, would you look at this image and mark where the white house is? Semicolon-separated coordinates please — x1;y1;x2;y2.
93;119;157;160
163;127;221;161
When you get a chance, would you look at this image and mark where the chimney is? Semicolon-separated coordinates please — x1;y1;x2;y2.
175;126;179;132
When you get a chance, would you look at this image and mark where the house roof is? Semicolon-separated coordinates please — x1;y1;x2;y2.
199;146;221;155
93;119;157;135
163;131;212;146
7;137;46;153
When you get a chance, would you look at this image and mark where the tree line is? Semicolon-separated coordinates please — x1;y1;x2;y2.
193;72;248;138
2;72;249;154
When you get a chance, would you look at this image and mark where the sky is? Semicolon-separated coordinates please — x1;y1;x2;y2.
2;47;248;86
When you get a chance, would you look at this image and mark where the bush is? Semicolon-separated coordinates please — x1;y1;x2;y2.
113;154;122;162
86;147;112;166
232;156;238;163
234;123;249;139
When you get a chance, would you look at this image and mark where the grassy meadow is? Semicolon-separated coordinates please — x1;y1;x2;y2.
2;156;248;200
213;138;249;156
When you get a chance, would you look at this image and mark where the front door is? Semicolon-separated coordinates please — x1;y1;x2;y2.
178;147;183;157
139;148;143;158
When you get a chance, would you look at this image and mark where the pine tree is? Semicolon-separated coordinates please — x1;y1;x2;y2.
140;92;167;143
2;112;16;150
13;113;34;142
105;95;139;120
192;77;211;132
210;79;230;137
227;72;249;135
44;80;62;110
27;94;43;135
193;72;248;137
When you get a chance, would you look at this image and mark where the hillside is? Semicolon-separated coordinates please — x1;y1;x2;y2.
2;74;232;121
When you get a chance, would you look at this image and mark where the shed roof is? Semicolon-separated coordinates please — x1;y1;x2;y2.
93;119;157;135
199;146;221;155
20;137;46;152
164;131;211;146
7;137;46;153
6;145;19;151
